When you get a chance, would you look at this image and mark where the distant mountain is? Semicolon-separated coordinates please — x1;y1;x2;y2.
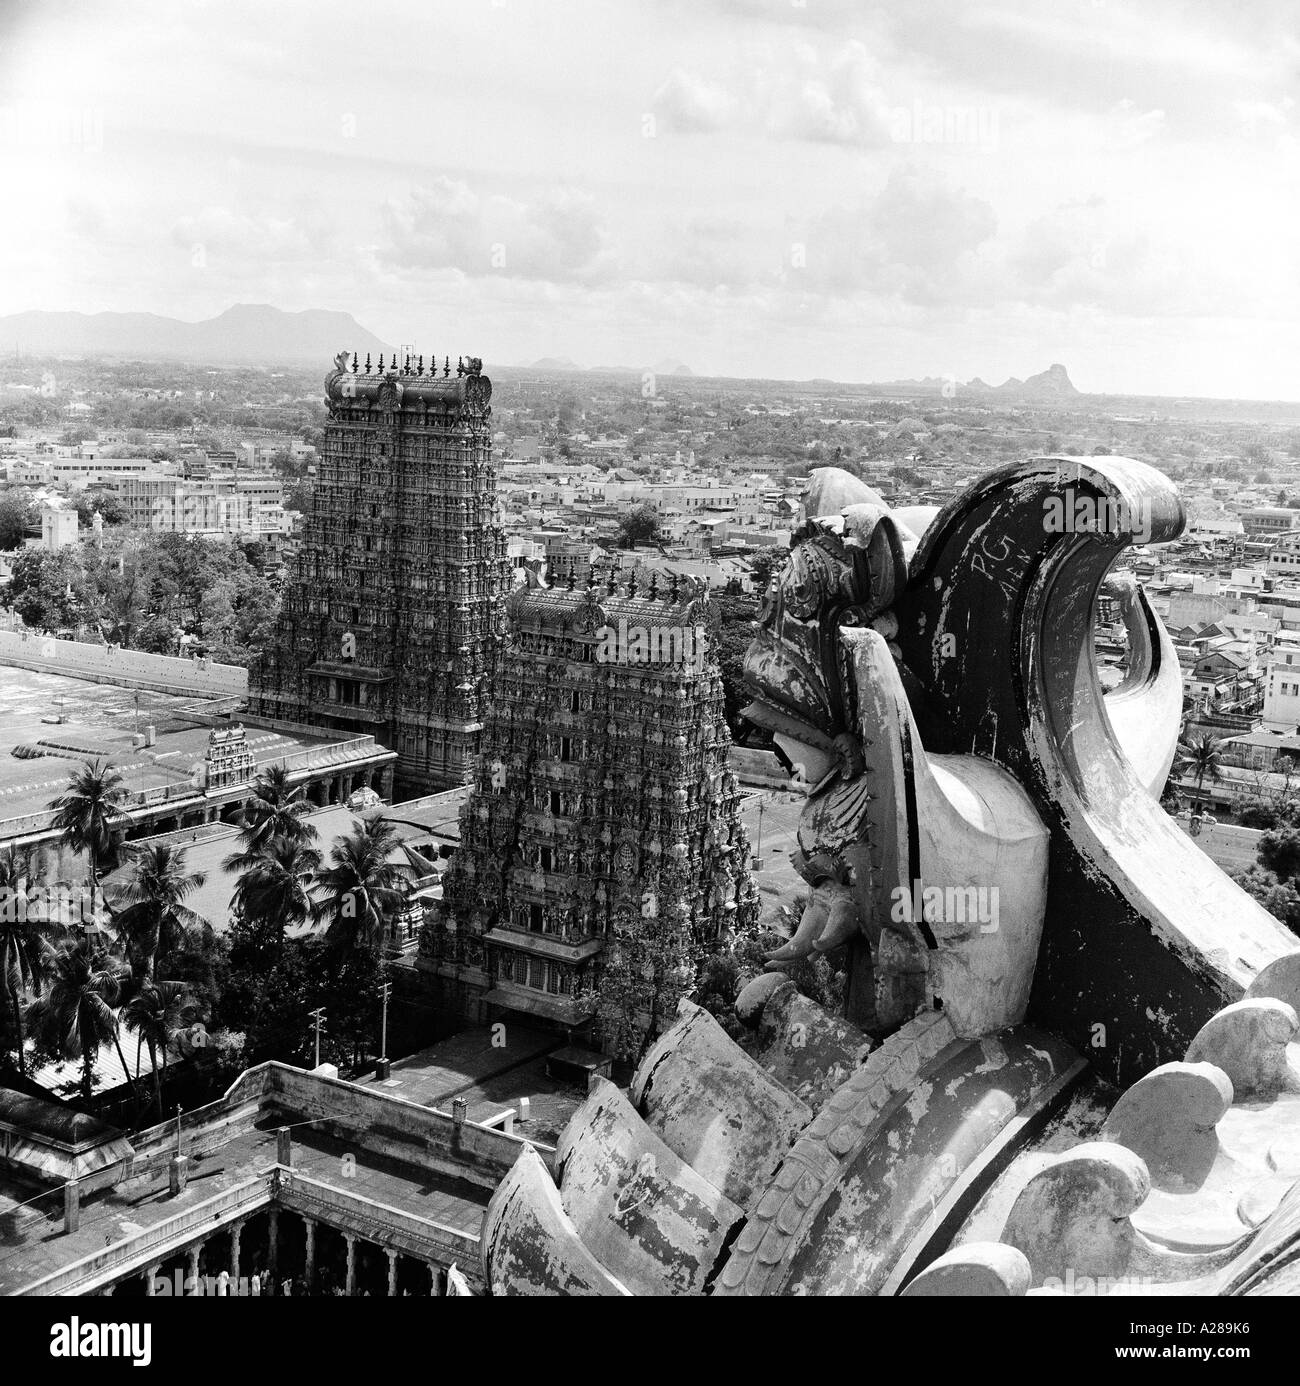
1015;363;1078;397
870;363;1082;398
652;358;694;377
529;356;583;370
0;304;391;365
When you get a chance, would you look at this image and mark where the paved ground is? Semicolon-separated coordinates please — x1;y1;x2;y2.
737;786;812;927
0;1118;490;1294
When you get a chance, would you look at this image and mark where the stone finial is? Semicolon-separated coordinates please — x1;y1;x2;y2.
1246;952;1300;1017
404;353;411;374
1100;1061;1233;1192
902;1244;1031;1297
606;567;617;596
648;570;658;600
669;570;680;601
351;351;358;373
1185;998;1300;1100
444;355;451;377
365;353;372;374
417;354;424;376
1001;1142;1150;1285
457;355;465;377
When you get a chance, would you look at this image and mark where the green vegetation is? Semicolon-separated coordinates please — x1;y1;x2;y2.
0;764;414;1121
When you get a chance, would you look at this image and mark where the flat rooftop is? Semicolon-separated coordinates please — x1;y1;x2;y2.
0;665;355;829
359;1022;588;1148
0;1116;490;1295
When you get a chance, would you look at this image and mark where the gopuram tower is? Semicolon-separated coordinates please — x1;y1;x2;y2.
249;351;510;794
420;567;760;1059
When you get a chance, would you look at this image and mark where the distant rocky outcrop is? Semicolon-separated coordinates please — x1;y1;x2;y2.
0;303;391;365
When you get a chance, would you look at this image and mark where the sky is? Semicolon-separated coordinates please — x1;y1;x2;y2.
0;0;1298;397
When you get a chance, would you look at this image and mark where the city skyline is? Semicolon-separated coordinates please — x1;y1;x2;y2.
1;0;1297;400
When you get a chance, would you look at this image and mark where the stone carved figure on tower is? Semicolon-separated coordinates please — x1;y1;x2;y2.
743;461;1296;1057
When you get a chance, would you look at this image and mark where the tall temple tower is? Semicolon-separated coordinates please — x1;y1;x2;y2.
249;351;510;794
420;569;760;1058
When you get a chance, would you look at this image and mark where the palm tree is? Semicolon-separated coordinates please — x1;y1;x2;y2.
26;936;136;1103
49;760;129;928
0;848;62;1076
226;765;316;864
315;815;412;954
122;980;196;1120
110;843;209;985
231;837;322;943
1177;733;1225;814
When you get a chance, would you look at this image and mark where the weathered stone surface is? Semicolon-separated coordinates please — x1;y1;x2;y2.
1185;999;1300;1100
902;1243;1031;1297
891;456;1296;1088
554;1078;742;1296
779;1023;1077;1296
747;978;873;1108
1245;952;1300;1016
1001;1142;1150;1285
1101;1062;1233;1192
735;971;789;1025
630;999;811;1208
481;1145;630;1296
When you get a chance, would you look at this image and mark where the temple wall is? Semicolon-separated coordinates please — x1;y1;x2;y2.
0;629;248;698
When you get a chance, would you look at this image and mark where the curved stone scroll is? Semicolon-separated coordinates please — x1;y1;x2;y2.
630;999;812;1208
892;455;1296;1086
481;1145;630;1297
901;1243;1031;1297
555;1077;742;1296
1001;1141;1150;1285
1101;1061;1233;1193
1245;952;1300;1017
1098;569;1183;797
1185;998;1300;1100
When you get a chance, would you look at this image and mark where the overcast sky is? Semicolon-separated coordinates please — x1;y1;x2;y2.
1;0;1297;397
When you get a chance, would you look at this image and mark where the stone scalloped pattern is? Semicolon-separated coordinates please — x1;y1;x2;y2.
712;1009;957;1296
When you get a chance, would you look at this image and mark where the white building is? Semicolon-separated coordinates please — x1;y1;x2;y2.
1263;634;1300;731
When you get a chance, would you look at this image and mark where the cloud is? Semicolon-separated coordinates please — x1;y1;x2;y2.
651;40;893;147
652;68;735;133
169;207;317;261
378;178;613;283
791;167;997;301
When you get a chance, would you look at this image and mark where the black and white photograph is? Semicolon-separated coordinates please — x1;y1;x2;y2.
0;0;1298;1354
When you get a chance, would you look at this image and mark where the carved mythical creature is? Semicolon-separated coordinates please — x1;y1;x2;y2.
743;462;1293;1062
